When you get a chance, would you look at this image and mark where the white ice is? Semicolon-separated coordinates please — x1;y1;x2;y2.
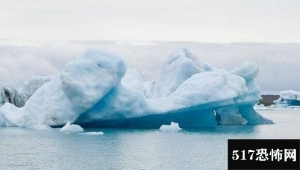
274;90;300;108
159;122;182;132
78;132;104;135
60;122;84;133
0;48;273;129
280;90;300;101
0;76;53;107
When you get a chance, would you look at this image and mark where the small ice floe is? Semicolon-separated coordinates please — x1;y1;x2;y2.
78;132;104;135
159;122;182;132
60;122;84;133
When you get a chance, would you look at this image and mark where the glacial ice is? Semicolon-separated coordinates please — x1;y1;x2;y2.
146;48;206;98
0;76;53;107
20;76;54;98
0;48;273;129
122;69;150;95
279;90;300;101
159;122;182;132
274;90;300;108
78;132;104;135
60;122;84;133
0;85;26;107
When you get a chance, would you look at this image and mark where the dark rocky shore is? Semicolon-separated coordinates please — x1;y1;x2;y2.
258;95;280;106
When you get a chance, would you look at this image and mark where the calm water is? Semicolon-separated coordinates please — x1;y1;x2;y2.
1;110;300;170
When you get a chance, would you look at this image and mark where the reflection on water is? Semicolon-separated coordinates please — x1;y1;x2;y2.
0;110;299;170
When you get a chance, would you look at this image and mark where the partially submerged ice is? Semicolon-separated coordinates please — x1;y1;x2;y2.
274;90;300;108
159;122;182;132
60;122;84;133
0;48;273;129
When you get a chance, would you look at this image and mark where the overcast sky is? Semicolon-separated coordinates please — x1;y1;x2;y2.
0;42;299;94
0;0;300;43
0;0;299;94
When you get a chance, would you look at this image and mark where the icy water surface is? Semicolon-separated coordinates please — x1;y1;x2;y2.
0;110;300;170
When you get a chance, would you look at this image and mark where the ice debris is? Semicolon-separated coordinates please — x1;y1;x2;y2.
159;122;182;132
60;122;84;133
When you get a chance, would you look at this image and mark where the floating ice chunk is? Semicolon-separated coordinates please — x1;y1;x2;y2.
274;90;300;108
60;122;84;133
78;132;104;135
0;48;273;129
280;90;300;101
159;122;182;132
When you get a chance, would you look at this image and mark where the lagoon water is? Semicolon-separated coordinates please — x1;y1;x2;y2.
1;110;300;170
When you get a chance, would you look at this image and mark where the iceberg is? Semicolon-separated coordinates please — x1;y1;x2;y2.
0;48;273;129
274;90;300;108
60;122;84;133
159;122;182;132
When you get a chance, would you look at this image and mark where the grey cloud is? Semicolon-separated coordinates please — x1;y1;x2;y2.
0;42;299;94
